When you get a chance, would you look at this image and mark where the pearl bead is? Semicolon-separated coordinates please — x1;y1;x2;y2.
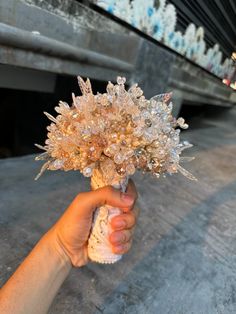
83;166;93;177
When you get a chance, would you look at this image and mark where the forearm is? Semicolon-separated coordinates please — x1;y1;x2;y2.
0;229;72;314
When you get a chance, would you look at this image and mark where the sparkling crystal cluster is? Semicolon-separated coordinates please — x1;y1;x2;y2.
35;76;196;181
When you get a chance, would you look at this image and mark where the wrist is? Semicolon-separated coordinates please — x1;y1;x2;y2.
46;224;89;267
41;228;73;271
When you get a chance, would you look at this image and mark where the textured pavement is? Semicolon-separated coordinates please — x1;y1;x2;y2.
1;107;236;313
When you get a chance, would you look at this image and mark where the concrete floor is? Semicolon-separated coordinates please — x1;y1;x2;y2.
0;107;236;313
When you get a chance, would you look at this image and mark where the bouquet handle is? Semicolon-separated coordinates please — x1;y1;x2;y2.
87;169;128;264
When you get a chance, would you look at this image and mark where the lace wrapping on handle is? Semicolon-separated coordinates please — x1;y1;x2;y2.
88;169;128;264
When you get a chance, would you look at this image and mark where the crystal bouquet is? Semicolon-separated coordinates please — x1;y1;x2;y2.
35;76;196;264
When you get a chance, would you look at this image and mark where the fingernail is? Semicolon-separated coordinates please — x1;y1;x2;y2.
113;219;126;228
121;193;134;204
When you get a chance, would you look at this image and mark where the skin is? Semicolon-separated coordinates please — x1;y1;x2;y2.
0;180;139;314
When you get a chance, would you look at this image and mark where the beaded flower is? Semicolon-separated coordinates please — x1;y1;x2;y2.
184;23;196;58
163;4;177;47
169;31;184;54
151;11;164;41
35;76;196;182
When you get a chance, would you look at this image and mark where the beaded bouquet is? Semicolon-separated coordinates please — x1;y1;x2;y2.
35;76;196;264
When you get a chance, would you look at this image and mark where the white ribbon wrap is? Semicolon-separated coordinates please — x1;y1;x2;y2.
88;168;128;264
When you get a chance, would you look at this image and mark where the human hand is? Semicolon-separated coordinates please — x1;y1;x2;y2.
48;180;138;267
0;183;138;314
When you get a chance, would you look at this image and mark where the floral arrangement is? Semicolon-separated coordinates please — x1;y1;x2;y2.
35;76;196;263
35;76;195;182
95;0;235;81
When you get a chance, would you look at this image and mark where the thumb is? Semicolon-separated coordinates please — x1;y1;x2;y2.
70;186;134;218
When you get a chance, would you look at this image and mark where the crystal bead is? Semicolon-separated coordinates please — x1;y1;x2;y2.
117;167;126;176
111;133;118;140
143;131;154;142
107;95;113;103
109;144;120;155
145;119;152;127
120;109;126;116
163;126;171;133
182;123;189;129
177;117;185;125
142;111;150;119
177;117;188;129
126;149;134;159
117;76;126;85
126;163;135;175
135;87;143;97
114;153;124;164
106;81;114;95
135;148;143;156
104;147;112;157
134;128;143;137
50;159;64;170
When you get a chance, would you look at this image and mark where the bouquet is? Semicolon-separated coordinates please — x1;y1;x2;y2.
35;76;196;263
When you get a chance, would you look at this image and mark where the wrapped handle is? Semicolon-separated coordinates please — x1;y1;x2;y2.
87;169;128;264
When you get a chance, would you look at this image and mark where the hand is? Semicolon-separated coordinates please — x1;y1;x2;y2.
48;179;138;267
0;180;138;314
109;180;139;255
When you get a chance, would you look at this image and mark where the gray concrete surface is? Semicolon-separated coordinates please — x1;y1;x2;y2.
1;107;236;313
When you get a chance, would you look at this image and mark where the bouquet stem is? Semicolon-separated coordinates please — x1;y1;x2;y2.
88;168;128;264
